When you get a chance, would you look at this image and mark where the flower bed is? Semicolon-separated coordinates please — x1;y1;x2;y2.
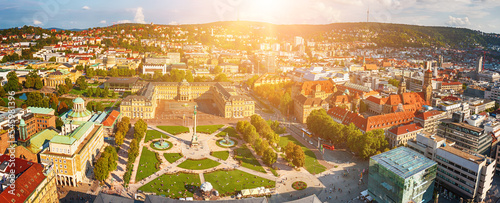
292;181;307;190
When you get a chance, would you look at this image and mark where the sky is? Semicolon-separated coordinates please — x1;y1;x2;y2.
0;0;499;33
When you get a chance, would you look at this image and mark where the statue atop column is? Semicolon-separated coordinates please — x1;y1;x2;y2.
191;105;199;146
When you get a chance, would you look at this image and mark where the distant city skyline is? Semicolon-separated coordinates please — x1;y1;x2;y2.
1;0;499;33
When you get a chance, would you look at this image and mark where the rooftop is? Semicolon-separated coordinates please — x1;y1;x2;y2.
27;106;55;115
440;145;485;164
371;147;436;179
50;122;94;145
388;123;423;135
0;155;46;203
26;129;59;153
441;119;484;133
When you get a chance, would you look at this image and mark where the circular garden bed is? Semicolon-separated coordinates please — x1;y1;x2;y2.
292;181;307;190
150;140;173;151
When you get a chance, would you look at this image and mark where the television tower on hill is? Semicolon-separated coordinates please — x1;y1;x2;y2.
367;8;369;22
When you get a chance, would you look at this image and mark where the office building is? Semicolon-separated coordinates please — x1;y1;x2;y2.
408;133;495;202
40;121;104;186
437;113;491;155
368;147;437;203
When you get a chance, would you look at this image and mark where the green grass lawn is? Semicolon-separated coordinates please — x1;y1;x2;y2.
234;146;266;173
204;170;275;197
145;130;169;143
69;88;86;95
135;148;161;182
211;151;229;160
164;153;183;163
270;167;279;177
196;125;224;134
278;135;326;174
138;173;201;198
177;158;221;170
216;127;239;139
157;126;190;135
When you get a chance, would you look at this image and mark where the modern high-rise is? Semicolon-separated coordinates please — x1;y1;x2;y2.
368;147;437;203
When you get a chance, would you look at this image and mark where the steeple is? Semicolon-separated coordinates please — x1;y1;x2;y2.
423;62;433;103
398;70;406;95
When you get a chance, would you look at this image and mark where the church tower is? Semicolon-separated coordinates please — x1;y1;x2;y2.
398;71;406;95
423;62;433;103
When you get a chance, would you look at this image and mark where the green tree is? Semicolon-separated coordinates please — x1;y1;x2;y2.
284;142;296;162
86;68;96;78
0;86;6;97
279;92;292;116
212;66;222;74
76;76;88;90
213;73;230;82
4;71;21;92
292;145;305;168
115;131;125;146
34;77;43;90
65;78;73;90
48;56;56;62
262;148;277;166
94;153;109;182
0;99;6;107
104;146;118;171
55;117;64;130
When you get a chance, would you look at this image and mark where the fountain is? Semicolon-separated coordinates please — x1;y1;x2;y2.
153;135;170;149
218;133;235;147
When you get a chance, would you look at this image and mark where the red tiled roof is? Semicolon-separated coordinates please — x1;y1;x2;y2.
365;96;383;105
415;110;444;120
0;155;46;203
328;107;415;132
442;82;462;86
388;123;422;135
296;94;327;106
102;110;120;126
331;95;351;104
300;80;335;96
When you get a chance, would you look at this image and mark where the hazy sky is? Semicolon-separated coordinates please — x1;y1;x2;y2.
0;0;499;33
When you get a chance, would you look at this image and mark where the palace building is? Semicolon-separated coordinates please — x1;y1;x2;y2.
120;79;255;119
44;69;82;87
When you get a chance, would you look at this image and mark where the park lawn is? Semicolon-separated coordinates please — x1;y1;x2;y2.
69;88;86;95
278;135;326;174
138;173;201;199
135;148;161;182
196;125;224;134
164;153;183;163
204;170;275;196
216;127;239;139
177;159;220;170
157;126;190;135
211;151;229;160
145;130;168;143
234;146;266;173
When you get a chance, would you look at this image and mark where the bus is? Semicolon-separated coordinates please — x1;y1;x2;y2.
301;128;312;137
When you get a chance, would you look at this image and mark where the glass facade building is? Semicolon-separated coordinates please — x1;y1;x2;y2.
368;147;437;203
